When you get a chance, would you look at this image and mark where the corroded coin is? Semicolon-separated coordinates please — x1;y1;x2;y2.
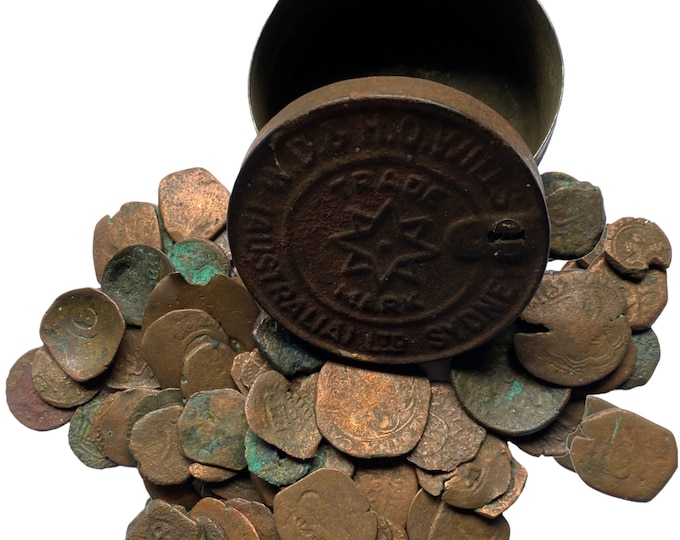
570;406;678;501
273;468;378;540
316;360;430;458
604;217;672;279
177;389;248;471
541;171;606;260
126;498;200;540
429;499;511;539
180;336;237;398
244;429;311;487
229;76;549;364
407;381;486;472
167;238;231;285
68;393;117;469
105;327;160;390
157;167;230;242
451;325;571;437
475;458;528;518
39;287;126;382
100;244;174;325
620;328;661;390
6;348;75;431
245;370;321;460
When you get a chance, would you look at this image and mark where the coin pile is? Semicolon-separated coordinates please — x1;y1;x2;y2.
5;163;677;539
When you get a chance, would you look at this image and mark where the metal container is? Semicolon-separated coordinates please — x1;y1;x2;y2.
249;0;563;162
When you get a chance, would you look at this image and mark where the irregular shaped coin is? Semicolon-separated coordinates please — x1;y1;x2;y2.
39;287;126;382
273;468;378;540
604;217;672;279
316;360;430;458
570;406;678;501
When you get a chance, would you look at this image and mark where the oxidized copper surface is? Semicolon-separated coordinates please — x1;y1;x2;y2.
229;76;550;364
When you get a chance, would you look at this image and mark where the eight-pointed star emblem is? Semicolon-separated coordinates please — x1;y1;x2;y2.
331;198;440;290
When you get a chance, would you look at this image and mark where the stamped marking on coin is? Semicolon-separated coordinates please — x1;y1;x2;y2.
229;77;549;363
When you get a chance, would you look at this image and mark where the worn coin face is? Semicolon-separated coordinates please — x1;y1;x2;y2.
229;76;549;364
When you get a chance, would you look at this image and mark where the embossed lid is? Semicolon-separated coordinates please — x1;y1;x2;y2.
229;76;550;364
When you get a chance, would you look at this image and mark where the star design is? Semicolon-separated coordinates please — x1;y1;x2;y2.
331;199;440;290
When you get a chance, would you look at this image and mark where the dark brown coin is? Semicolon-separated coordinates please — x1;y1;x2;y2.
245;370;321;460
620;328;662;390
244;429;311;487
353;462;419;530
407;381;486;472
222;498;279;540
31;346;99;409
429;500;511;540
572;333;637;396
206;471;269;506
6;347;75;431
142;272;259;352
93;201;163;283
308;442;356;477
177;389;248;471
514;269;631;387
188;497;259;540
316;360;430;458
541;171;606;260
451;325;571;437
406;489;441;540
158;167;230;242
229;76;549;364
100;243;174;325
167;238;231;285
441;434;513;510
604;217;672;279
39;287;126;382
142;478;202;510
129;403;193;486
273;468;378;540
141;308;229;389
570;406;678;502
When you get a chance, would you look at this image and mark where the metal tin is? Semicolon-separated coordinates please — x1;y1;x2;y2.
248;0;563;162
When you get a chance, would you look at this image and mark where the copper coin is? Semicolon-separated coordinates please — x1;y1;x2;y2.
441;434;513;510
180;336;237;398
167;238;231;286
142;272;259;353
142;477;202;511
475;458;528;519
451;325;571;437
407;381;486;472
126;498;200;540
105;327;160;390
100;244;174;326
406;489;441;540
429;500;511;539
273;468;378;540
158;167;230;242
229;76;549;364
178;389;248;471
188;462;237;484
222;498;279;540
604;217;672;279
245;370;321;460
541;171;606;260
31;346;99;409
588;254;668;330
39;287;126;382
573;333;637;396
308;442;355;478
92;201;163;283
316;360;430;458
129;403;193;486
189;498;259;540
231;349;273;395
570;406;678;502
141;308;229;389
514;269;631;387
352;462;419;529
91;387;158;467
6;347;75;431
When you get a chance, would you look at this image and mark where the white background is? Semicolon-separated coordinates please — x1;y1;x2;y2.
1;1;678;538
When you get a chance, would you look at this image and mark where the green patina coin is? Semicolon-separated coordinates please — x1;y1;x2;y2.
68;393;117;470
244;429;311;487
167;238;231;285
450;325;571;437
177;389;248;471
620;328;662;390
